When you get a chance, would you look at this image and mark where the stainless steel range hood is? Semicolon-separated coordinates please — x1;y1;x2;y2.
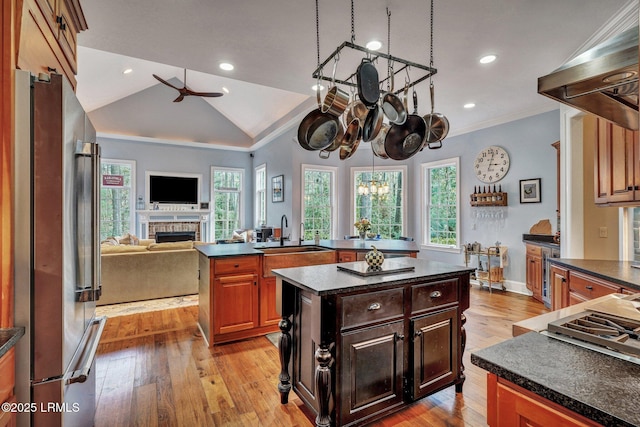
538;26;638;130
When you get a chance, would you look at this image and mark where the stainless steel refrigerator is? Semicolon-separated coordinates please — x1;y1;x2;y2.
14;70;106;427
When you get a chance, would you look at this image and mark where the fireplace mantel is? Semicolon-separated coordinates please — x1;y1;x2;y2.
137;210;211;242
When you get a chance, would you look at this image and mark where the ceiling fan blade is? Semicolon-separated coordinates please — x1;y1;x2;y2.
186;90;224;98
173;94;185;102
152;74;181;91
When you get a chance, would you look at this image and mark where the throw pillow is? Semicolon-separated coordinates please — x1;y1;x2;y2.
118;233;140;245
100;237;119;246
146;241;194;251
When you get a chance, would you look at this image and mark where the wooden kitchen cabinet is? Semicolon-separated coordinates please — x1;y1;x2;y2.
16;0;88;89
525;244;543;302
337;250;356;263
549;263;621;309
550;264;569;310
487;373;602;427
198;254;279;346
594;117;640;205
0;349;16;427
259;276;280;327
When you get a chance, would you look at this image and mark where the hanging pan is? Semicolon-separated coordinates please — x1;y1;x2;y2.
297;86;343;151
320;115;357;159
422;82;449;149
321;57;349;117
381;67;406;125
362;104;383;142
356;58;380;108
339;123;362;160
371;123;390;159
384;90;427;160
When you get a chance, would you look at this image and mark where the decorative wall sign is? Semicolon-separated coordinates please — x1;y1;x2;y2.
520;178;541;203
272;175;284;203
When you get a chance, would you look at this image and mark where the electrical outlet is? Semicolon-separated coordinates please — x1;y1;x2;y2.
599;226;608;238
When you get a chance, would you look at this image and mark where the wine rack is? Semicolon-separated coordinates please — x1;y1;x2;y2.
470;190;508;206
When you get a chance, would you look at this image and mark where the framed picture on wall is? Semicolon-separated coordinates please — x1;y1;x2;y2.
520;178;541;203
272;175;284;203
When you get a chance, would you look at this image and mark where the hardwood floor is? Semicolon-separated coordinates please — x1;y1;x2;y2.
95;286;548;426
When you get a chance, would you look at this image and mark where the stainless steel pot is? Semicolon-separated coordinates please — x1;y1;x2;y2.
422;83;449;149
362;104;383;142
384;90;427;160
381;70;406;125
371;123;389;159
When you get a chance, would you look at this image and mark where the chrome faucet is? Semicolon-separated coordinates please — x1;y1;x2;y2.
280;214;288;246
299;222;305;244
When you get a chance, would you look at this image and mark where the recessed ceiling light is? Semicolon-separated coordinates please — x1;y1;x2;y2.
222;87;230;94
464;103;476;109
219;63;234;71
479;55;497;64
311;84;325;92
366;40;382;51
122;68;133;74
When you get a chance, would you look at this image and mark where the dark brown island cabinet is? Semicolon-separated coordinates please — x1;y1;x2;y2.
273;257;472;427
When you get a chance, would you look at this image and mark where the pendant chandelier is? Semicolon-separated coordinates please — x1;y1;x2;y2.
357;151;390;196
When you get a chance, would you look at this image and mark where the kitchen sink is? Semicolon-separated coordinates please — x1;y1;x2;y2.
261;246;336;277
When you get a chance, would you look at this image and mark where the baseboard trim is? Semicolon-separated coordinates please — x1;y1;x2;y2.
470;279;531;296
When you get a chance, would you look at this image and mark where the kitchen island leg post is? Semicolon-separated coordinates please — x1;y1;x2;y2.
314;344;334;427
278;316;292;404
456;313;467;393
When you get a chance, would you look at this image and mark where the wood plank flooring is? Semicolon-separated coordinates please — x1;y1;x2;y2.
95;286;548;427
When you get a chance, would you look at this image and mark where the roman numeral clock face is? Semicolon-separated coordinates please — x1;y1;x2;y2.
474;145;510;183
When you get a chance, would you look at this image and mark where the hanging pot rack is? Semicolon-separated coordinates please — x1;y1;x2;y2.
312;41;436;96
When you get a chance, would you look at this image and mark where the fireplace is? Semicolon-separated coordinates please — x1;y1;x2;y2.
155;231;196;243
137;210;211;242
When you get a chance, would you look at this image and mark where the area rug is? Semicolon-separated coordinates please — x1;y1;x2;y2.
95;294;198;317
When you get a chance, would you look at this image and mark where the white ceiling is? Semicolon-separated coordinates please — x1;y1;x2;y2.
75;0;638;151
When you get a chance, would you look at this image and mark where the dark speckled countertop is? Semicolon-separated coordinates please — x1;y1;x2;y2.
0;327;25;358
195;239;419;258
471;332;640;427
549;258;640;292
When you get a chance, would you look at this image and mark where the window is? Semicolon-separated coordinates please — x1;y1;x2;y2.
255;164;266;227
421;158;459;250
302;164;337;239
212;167;244;241
352;166;406;239
100;159;135;240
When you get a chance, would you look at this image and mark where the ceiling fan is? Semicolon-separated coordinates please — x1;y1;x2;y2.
152;69;223;102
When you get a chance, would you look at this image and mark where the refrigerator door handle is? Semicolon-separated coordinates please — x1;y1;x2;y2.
66;316;106;384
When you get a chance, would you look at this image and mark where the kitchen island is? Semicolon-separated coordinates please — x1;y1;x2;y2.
195;239;418;346
272;257;472;427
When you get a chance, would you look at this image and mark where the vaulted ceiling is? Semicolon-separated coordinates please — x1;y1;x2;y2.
75;0;637;150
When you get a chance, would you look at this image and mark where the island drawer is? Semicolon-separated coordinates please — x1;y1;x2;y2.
411;278;458;314
214;255;260;275
569;271;620;300
341;288;404;329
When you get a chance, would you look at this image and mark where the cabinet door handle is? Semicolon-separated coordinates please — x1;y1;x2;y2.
561;277;566;282
429;290;442;298
395;333;405;341
234;264;239;268
628;186;634;191
368;302;381;311
414;330;422;339
585;285;593;291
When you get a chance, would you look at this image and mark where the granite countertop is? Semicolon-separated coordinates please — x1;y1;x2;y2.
0;327;25;359
196;239;419;258
522;234;560;250
471;332;640;427
272;257;473;296
549;258;640;291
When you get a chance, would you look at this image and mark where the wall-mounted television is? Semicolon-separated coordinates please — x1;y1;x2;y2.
146;172;201;205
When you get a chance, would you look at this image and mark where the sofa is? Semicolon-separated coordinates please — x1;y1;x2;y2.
99;238;205;306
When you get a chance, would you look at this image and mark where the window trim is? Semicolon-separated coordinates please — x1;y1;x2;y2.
420;157;460;253
350;165;407;237
211;166;245;240
100;157;136;237
254;163;266;228
301;163;338;239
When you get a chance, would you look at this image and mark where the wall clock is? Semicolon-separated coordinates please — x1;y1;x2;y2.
474;145;510;183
